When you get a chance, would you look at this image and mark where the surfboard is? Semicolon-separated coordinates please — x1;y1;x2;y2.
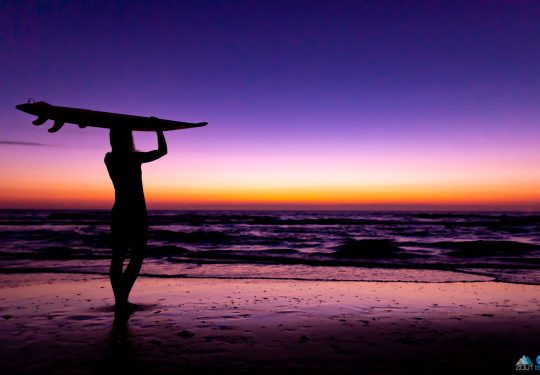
15;100;208;133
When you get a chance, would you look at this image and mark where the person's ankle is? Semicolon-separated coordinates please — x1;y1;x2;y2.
115;297;128;306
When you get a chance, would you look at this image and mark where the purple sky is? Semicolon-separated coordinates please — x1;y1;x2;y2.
1;1;540;210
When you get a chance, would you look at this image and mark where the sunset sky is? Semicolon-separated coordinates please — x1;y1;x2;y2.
1;0;540;210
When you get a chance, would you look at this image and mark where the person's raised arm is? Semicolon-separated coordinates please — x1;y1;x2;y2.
135;130;168;163
156;130;167;155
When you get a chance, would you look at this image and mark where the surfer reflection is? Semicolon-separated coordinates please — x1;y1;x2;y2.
105;129;167;309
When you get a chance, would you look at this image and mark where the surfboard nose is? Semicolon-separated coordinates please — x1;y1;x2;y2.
16;101;49;115
15;103;31;112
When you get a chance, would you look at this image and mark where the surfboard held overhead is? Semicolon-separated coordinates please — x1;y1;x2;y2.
15;101;208;133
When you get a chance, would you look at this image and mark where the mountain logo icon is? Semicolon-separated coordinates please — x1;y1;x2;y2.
516;355;534;371
517;355;534;366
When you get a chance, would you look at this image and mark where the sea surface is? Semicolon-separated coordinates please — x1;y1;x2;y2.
1;210;539;284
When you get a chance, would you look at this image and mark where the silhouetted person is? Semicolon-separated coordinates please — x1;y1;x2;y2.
105;129;167;309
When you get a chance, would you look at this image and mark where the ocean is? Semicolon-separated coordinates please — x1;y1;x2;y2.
1;210;539;284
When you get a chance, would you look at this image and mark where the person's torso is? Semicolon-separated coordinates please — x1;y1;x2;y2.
105;152;146;212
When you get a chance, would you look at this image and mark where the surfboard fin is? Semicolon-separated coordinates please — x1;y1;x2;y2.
32;116;48;125
48;120;65;133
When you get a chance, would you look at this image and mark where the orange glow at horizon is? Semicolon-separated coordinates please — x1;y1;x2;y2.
2;178;539;209
1;138;539;210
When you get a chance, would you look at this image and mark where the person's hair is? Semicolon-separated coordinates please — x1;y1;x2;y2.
109;128;135;152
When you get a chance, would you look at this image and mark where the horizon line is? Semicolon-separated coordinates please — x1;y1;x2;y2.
1;204;540;213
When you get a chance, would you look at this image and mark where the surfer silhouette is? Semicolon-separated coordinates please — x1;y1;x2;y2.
105;129;167;308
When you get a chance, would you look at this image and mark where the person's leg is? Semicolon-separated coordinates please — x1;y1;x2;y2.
110;219;128;305
122;252;144;302
118;215;147;304
110;248;127;304
122;223;147;303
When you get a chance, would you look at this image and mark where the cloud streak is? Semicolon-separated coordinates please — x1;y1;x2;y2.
0;140;50;147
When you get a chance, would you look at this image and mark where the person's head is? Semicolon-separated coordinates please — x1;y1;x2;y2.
109;128;135;153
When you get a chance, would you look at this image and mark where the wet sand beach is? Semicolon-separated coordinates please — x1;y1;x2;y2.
1;273;539;374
